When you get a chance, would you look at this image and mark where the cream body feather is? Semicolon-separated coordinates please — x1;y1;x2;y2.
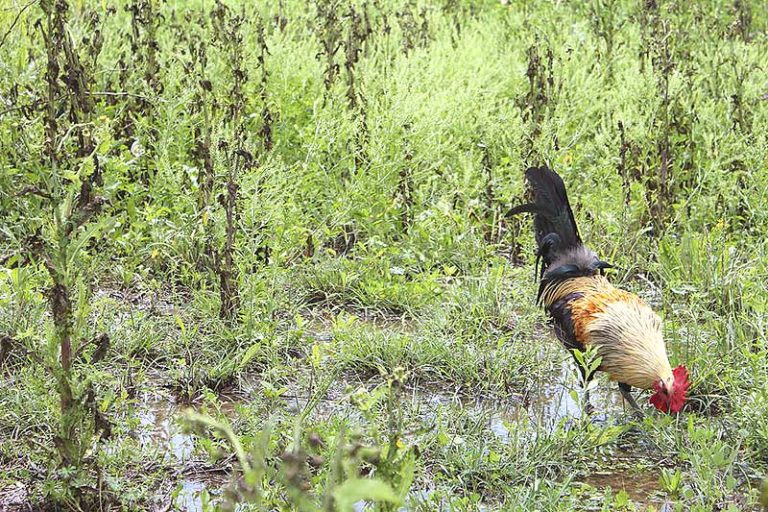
542;275;674;390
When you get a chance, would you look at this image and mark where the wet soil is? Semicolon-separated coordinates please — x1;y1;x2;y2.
0;312;670;511
578;470;665;508
133;345;657;511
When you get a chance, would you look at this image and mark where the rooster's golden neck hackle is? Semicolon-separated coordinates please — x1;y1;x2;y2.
510;166;688;413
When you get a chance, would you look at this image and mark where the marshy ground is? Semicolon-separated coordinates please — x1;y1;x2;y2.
1;0;767;510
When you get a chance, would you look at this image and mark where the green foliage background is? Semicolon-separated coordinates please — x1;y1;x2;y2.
0;0;766;510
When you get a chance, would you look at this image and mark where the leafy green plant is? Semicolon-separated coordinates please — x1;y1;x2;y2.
183;405;406;511
572;345;603;414
4;0;116;506
660;467;683;498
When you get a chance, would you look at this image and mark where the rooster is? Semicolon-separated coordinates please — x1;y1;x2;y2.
510;166;689;414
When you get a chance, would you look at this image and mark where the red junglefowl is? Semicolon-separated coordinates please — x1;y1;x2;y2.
510;166;689;414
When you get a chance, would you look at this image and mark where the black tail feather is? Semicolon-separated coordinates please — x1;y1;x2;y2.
509;166;582;271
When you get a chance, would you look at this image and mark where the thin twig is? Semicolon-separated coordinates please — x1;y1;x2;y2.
0;100;43;117
16;185;53;200
0;0;36;50
88;91;156;101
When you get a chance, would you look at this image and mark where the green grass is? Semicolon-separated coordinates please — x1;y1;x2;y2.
1;0;767;510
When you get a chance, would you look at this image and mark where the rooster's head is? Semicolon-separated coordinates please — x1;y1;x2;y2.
649;365;689;413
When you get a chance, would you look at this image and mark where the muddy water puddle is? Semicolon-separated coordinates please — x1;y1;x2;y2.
135;348;649;511
419;356;631;446
577;470;671;511
135;395;233;510
137;398;195;462
169;472;229;512
580;470;660;501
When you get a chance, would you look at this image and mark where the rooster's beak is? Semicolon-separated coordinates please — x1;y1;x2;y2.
663;376;674;394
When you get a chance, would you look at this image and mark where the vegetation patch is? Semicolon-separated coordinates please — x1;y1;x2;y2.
1;0;766;510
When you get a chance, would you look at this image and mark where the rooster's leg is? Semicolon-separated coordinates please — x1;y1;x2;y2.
618;382;644;419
